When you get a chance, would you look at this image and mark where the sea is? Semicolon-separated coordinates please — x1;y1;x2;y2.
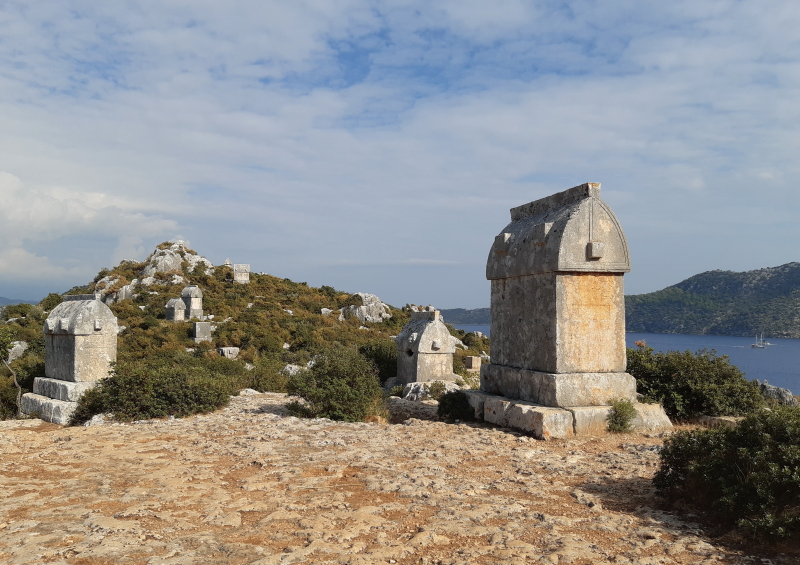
453;325;800;395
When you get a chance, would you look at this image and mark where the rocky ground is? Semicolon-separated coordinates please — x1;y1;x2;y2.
0;392;795;565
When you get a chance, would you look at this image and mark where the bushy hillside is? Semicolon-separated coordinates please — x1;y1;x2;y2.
626;263;800;337
1;242;490;421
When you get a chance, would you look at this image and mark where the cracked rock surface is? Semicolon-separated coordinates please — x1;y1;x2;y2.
0;392;786;564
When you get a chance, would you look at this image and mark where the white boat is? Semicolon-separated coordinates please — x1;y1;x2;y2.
751;334;766;348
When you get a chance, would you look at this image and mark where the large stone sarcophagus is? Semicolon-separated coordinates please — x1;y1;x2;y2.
467;183;672;439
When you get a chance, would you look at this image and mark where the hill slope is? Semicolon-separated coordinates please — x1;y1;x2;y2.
625;262;800;337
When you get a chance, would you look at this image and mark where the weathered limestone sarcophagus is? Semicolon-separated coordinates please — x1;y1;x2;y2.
467;183;672;438
396;307;457;386
21;294;118;425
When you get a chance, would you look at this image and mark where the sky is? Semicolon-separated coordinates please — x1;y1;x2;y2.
0;1;798;308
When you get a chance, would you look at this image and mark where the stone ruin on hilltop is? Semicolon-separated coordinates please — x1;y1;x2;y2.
464;182;673;439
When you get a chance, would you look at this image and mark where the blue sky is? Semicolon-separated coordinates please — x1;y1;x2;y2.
1;1;798;308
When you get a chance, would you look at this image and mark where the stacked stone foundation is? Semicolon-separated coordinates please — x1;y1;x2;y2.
21;379;99;425
465;387;672;440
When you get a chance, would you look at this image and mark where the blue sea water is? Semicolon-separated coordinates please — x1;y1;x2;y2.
453;325;800;395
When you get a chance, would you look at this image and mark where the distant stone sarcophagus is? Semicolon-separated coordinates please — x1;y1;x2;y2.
396;307;457;386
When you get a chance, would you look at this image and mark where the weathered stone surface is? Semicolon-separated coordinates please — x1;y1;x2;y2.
401;380;461;401
233;264;250;284
463;390;498;419
193;322;212;343
758;380;798;406
489;273;626;375
346;293;392;324
568;406;613;436
7;340;28;363
33;377;97;402
140;240;213;277
43;295;118;383
164;297;185;321
464;356;481;372
481;363;636;406
181;285;204;319
396;308;456;385
483;397;574;440
629;403;674;432
19;393;77;425
217;347;240;359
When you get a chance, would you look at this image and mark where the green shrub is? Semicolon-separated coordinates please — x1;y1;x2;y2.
607;398;637;433
389;385;404;397
627;344;763;419
286;344;384;422
427;380;447;401
70;352;247;424
39;293;63;312
437;390;474;420
250;356;289;393
654;406;800;539
358;339;397;385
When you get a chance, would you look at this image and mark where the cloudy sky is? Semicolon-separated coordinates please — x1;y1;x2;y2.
1;1;798;308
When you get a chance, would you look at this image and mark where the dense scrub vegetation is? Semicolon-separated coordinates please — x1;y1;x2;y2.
627;343;764;419
626;262;800;337
655;406;800;539
286;344;385;422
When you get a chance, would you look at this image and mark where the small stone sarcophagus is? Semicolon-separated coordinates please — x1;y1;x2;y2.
181;285;204;319
165;297;186;321
396;307;457;385
21;294;118;424
233;264;250;284
482;182;633;406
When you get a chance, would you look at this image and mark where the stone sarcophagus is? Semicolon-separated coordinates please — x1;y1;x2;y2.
396;307;457;385
21;294;118;424
467;183;672;438
482;182;634;406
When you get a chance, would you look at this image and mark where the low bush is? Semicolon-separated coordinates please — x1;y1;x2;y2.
389;385;404;397
358;339;397;385
426;380;447;401
627;344;763;419
607;398;636;433
70;352;248;424
654;406;800;539
286;344;384;422
437;390;474;421
249;356;289;393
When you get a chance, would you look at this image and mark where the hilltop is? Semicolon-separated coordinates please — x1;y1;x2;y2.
626;262;800;338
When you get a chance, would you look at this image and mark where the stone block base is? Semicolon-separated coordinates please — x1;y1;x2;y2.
33;378;97;402
20;393;77;425
465;391;672;440
480;364;636;407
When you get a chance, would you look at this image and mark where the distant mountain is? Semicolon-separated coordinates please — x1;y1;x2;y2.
626;262;800;338
440;308;490;325
0;297;37;306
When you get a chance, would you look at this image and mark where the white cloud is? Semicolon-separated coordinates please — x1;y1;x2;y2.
0;1;798;304
0;172;178;284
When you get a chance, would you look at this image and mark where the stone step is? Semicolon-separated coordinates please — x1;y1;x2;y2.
33;378;97;402
464;391;672;440
20;393;78;425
